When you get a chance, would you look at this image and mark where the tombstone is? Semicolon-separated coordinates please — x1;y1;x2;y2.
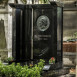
0;19;7;61
9;1;63;69
0;19;6;49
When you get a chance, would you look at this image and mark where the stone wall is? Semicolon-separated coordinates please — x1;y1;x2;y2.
0;0;23;61
0;7;8;60
63;10;77;41
0;0;14;60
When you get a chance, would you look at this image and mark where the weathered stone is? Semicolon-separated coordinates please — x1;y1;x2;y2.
63;52;76;66
0;49;8;61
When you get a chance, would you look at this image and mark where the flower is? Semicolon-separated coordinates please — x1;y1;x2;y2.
49;57;55;64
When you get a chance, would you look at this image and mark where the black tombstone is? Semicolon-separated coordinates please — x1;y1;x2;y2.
10;2;63;69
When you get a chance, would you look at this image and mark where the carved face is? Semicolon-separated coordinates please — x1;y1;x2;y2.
37;15;50;31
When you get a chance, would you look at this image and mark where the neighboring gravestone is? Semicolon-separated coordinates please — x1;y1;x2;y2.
0;19;6;49
0;19;7;61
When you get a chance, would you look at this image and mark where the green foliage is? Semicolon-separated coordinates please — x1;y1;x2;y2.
74;32;77;38
0;59;45;77
43;0;49;3
21;0;27;4
0;0;8;4
40;0;49;4
0;62;5;75
3;57;14;63
21;0;49;4
38;59;45;72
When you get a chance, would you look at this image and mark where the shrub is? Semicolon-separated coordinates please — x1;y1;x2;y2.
3;57;14;63
0;59;45;77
